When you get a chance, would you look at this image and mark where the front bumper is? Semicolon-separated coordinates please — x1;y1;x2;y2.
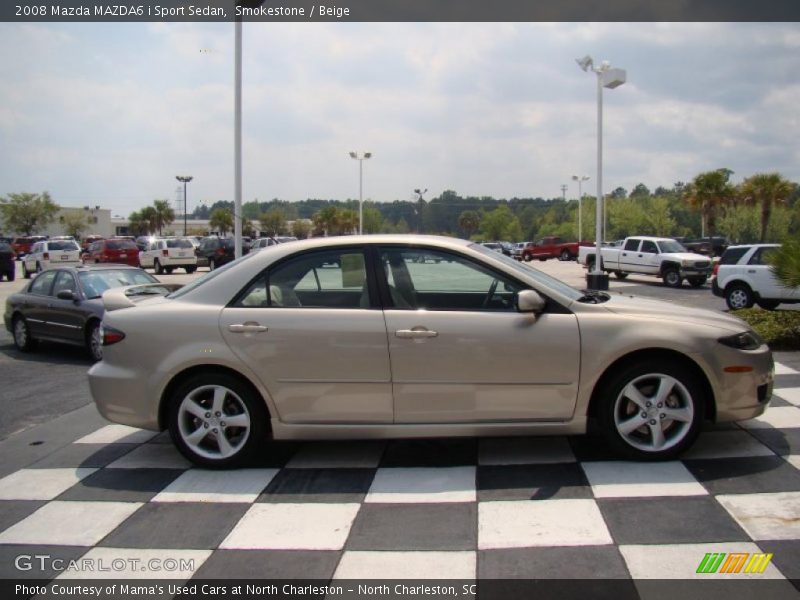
710;345;774;422
678;267;712;278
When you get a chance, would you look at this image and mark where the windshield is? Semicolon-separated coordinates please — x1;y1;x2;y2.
49;241;80;251
79;269;157;299
659;240;687;253
470;243;583;301
168;251;258;299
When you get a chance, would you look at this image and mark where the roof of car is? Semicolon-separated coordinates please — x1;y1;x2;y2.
725;243;779;250
49;264;146;273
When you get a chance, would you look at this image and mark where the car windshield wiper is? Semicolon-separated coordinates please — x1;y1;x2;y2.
577;290;611;303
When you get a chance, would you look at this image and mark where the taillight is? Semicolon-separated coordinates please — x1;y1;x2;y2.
712;262;720;276
101;325;126;346
162;249;169;257
43;252;50;260
216;248;225;255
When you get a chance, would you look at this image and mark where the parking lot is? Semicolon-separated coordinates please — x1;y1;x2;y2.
1;258;799;590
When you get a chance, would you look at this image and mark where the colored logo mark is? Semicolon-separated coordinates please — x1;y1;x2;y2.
696;552;773;574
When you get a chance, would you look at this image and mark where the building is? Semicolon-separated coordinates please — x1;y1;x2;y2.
41;206;113;238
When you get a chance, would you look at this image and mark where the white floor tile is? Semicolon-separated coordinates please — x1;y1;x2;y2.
56;548;212;579
334;551;476;579
739;407;800;430
220;503;360;550
716;492;800;540
153;469;279;503
478;499;612;549
478;437;576;465
365;467;476;503
286;441;386;469
682;431;775;459
0;468;96;500
106;444;192;469
787;455;800;471
581;461;707;498
773;387;800;406
774;363;798;375
620;542;785;579
0;501;141;546
74;425;157;445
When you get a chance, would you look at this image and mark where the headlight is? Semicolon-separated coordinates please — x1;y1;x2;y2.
718;331;763;350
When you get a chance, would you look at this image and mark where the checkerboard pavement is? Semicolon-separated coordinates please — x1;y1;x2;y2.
1;362;799;590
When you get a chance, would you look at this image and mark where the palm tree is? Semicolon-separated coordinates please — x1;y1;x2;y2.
209;208;233;236
770;239;800;289
313;206;340;236
740;173;795;243
336;209;359;235
683;169;735;236
458;210;481;239
140;206;158;235
152;199;175;236
127;210;150;237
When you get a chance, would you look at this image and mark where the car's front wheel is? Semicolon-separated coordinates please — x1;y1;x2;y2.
560;249;571;261
597;360;704;460
662;268;682;288
86;320;102;362
154;259;164;275
168;373;268;468
12;315;36;352
687;276;707;288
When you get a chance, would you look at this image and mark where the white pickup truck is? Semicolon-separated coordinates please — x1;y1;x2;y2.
577;236;713;288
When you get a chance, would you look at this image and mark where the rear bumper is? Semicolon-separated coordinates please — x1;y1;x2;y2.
711;277;723;297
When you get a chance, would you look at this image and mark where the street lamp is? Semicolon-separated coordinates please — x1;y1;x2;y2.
176;176;193;236
414;188;427;233
349;152;372;234
572;175;590;241
576;55;626;291
560;184;568;201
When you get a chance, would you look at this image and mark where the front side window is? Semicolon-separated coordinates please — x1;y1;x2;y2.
641;240;658;254
379;247;522;311
52;271;77;295
236;249;369;309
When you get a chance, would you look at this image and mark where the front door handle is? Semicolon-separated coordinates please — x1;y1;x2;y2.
395;328;438;339
229;322;268;333
747;269;756;273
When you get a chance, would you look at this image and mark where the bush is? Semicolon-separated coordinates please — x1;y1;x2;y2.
733;308;800;351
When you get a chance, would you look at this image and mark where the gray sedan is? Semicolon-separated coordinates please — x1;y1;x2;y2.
88;235;774;468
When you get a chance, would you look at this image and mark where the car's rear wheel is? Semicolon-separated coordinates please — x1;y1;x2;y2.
662;268;682;288
687;276;707;288
560;249;571;261
757;299;780;311
86;320;102;362
165;267;174;275
725;283;754;310
597;360;704;460
22;263;31;279
168;373;268;468
35;262;42;274
154;259;164;275
12;315;36;352
614;271;628;279
209;258;216;271
185;266;196;274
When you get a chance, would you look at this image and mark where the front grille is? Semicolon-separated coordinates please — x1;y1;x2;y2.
694;261;711;269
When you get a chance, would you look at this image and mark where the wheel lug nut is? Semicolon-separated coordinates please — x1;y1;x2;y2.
657;403;663;408
220;422;226;427
646;402;652;408
660;413;666;419
649;419;657;425
215;412;221;417
203;422;209;429
212;428;218;433
205;412;211;418
641;412;647;418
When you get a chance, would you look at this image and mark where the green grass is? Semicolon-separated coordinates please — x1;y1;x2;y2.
732;308;800;351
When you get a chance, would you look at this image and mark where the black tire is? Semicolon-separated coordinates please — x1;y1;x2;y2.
596;359;705;460
12;315;37;352
86;320;103;362
560;249;571;261
725;283;754;310
185;266;197;274
35;262;42;274
6;269;14;282
154;259;164;275
523;255;531;262
165;267;174;275
167;372;268;469
22;263;31;279
662;268;682;288
687;276;707;288
209;258;216;271
587;259;596;272
614;271;628;280
757;300;780;311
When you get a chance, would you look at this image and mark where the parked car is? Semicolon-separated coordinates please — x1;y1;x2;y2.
83;238;141;268
514;241;535;261
519;236;592;262
139;238;198;274
712;244;799;310
88;234;773;468
4;265;171;361
578;236;712;288
11;236;47;259
481;242;503;253
22;239;82;278
81;235;105;252
0;242;16;281
251;236;298;251
195;237;250;269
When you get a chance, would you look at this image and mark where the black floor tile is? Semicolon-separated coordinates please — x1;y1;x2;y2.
477;464;591;501
380;439;477;467
257;468;375;503
28;444;138;469
193;549;341;579
0;544;87;579
684;456;800;495
56;468;183;502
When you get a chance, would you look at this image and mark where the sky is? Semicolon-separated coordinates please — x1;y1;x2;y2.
0;22;798;217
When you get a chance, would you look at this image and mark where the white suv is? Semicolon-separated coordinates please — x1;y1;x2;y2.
22;239;81;278
138;238;198;274
712;243;799;310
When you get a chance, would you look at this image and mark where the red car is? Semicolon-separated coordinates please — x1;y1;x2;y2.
11;236;46;259
83;238;140;267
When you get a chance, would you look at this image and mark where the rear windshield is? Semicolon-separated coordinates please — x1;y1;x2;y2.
106;240;138;250
720;247;750;265
48;241;80;251
166;239;194;249
79;269;157;299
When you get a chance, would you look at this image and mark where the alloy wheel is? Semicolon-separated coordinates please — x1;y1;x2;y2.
177;385;251;460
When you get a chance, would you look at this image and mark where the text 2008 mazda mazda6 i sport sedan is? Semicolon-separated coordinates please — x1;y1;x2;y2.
88;235;774;468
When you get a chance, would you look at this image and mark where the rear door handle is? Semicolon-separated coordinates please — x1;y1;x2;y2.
395;328;438;339
747;269;756;273
228;323;268;333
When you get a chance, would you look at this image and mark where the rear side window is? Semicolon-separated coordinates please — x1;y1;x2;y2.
624;239;640;251
719;247;750;265
749;247;778;266
106;240;137;250
30;270;57;295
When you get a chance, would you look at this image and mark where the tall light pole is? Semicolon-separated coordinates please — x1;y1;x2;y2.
576;55;626;291
572;175;590;241
414;188;427;234
349;152;372;234
176;176;193;236
560;184;568;201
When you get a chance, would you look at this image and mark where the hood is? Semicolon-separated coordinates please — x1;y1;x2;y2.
602;293;748;333
662;252;710;262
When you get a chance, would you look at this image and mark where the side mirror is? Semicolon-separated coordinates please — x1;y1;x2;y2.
516;289;545;314
56;290;76;301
